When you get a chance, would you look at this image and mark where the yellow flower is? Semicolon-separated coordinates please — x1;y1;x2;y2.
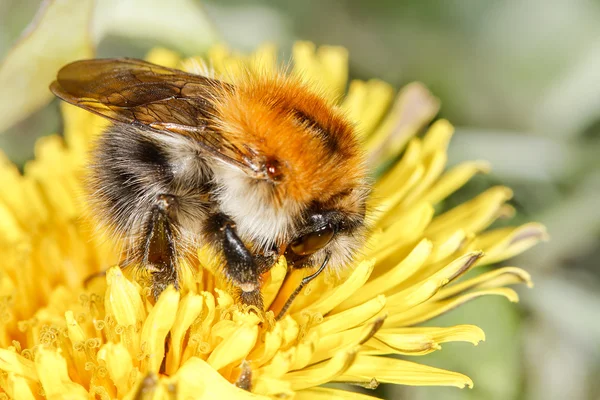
0;42;546;399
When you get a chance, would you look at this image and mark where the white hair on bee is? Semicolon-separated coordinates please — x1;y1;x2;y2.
210;162;295;252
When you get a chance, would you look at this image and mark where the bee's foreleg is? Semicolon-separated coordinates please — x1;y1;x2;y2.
275;253;330;320
204;212;263;309
141;194;180;301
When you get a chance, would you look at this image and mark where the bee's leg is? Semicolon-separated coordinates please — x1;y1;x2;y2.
84;192;179;294
141;194;180;301
275;253;330;320
237;288;263;310
205;212;263;309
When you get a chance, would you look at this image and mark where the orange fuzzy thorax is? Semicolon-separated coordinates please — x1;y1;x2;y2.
210;71;367;211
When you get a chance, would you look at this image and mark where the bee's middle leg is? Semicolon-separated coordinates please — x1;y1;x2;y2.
204;212;263;309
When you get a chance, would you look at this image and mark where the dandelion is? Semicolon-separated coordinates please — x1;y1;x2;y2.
0;42;546;399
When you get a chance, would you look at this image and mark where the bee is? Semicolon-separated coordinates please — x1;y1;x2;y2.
50;58;369;316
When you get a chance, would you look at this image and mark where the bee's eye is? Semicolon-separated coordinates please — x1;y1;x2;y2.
290;225;335;256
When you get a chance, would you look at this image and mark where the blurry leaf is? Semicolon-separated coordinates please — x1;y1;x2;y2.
0;0;94;133
449;128;574;182
92;0;219;55
0;0;219;135
519;171;600;270
533;42;600;139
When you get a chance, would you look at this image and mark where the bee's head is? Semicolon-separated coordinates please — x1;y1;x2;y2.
282;185;369;271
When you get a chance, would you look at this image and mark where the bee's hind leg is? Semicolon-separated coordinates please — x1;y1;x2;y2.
204;212;264;310
83;194;181;299
141;194;181;301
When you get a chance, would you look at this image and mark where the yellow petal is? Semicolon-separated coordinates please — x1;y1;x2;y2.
214;288;234;309
296;387;383;400
386;287;519;327
381;325;485;346
310;319;384;365
420;160;491;205
61;102;108;157
210;320;239;344
292;42;345;102
105;266;145;327
363;332;440;356
370;164;425;228
375;202;434;250
200;291;217;336
206;43;231;75
0;155;48;231
472;223;549;265
320;295;386;337
123;373;158;400
165;292;204;374
344;240;431;311
65;310;92;383
401;150;448;207
342;79;394;139
288;330;319;371
6;372;37;400
292;42;320;76
293;259;375;318
35;346;88;399
0;349;37;381
261;257;287;309
435;267;533;300
256;348;294;380
362;325;485;357
385;251;483;314
427;230;467;265
337;355;473;388
247;321;284;366
174;357;267;399
0;201;24;243
97;342;134;398
421;119;454;157
366;83;440;164
279;316;300;347
252;375;294;397
207;323;258;371
25;137;79;222
316;45;349;99
374;138;423;197
180;291;216;365
140;286;180;373
283;346;358;391
425;186;513;238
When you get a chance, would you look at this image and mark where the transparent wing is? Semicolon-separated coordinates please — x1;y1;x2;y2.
50;58;263;176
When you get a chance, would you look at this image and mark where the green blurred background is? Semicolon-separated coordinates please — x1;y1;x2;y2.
1;1;599;399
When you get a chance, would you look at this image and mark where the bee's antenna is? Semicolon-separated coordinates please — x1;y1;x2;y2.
276;253;330;320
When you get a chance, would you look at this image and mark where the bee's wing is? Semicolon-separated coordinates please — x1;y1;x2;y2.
50;58;263;177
